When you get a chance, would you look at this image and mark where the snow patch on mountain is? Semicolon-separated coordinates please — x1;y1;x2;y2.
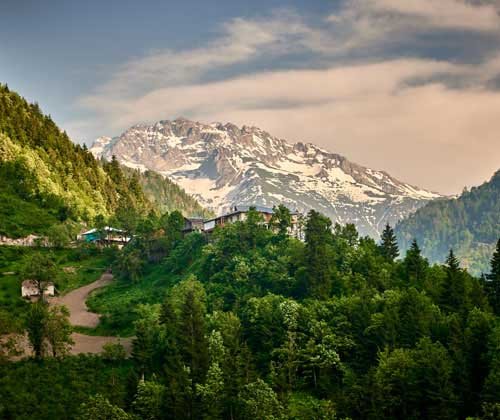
90;118;442;237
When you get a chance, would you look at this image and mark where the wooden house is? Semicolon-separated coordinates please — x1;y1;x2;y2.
182;217;205;234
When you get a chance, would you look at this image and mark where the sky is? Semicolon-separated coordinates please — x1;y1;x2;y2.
1;0;500;195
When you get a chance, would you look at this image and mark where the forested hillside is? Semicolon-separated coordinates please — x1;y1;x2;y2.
396;170;500;274
2;85;500;420
125;168;212;218
0;84;207;238
2;208;492;419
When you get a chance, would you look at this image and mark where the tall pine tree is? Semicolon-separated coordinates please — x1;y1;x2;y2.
379;223;399;262
178;285;209;420
486;238;500;315
403;239;428;286
441;249;467;314
303;210;334;299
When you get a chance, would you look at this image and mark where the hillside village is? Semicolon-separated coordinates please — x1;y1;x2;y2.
77;205;305;249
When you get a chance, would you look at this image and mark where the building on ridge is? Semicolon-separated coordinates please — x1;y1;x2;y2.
202;205;304;239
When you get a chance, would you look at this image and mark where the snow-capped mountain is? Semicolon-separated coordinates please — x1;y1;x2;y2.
91;118;442;237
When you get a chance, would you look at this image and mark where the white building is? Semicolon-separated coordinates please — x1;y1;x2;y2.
202;205;304;239
21;280;55;298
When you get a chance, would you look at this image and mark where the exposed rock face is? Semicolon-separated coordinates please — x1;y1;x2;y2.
91;118;442;237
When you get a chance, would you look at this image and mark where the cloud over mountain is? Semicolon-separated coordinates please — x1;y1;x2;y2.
72;0;500;194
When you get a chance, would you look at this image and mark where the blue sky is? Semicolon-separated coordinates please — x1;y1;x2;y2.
1;0;500;194
0;0;331;117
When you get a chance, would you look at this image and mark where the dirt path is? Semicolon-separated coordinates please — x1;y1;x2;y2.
50;273;113;327
7;333;132;358
51;273;133;355
4;272;133;358
70;333;132;355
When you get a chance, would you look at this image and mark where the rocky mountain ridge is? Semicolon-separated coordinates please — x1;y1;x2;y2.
91;118;442;237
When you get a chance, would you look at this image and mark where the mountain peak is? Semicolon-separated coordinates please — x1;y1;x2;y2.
90;119;442;237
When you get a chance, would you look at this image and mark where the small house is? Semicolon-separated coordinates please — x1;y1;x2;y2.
21;280;55;298
182;217;205;235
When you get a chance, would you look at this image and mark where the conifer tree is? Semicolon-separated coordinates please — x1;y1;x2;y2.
159;298;183;377
486;239;500;314
304;210;334;299
132;380;165;420
108;155;124;185
157;297;193;419
163;210;185;250
179;288;208;384
446;249;460;272
379;223;399;262
131;306;161;377
197;331;226;420
131;324;155;377
441;249;467;313
403;239;427;285
178;286;208;419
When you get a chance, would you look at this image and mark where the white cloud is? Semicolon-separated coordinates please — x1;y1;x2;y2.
330;0;500;30
325;0;500;52
365;0;500;31
72;5;500;194
82;59;459;124
82;1;500;103
94;10;317;99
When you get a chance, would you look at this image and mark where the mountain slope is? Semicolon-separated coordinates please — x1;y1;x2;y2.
395;169;500;274
122;167;212;218
91;118;441;237
0;85;207;237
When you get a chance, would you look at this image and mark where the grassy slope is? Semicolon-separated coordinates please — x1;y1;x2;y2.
0;190;60;238
86;256;202;337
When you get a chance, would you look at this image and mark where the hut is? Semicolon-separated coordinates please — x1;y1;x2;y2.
21;280;55;298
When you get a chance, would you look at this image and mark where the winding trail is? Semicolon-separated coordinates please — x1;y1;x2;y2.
50;272;133;355
51;273;114;328
4;272;133;358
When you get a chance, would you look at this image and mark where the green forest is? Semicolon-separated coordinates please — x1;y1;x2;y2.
396;170;500;275
0;83;206;238
127;168;211;219
1;85;500;420
2;208;500;420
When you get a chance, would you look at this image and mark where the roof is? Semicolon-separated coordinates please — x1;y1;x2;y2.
22;280;54;288
184;217;205;222
81;226;125;235
204;205;298;223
